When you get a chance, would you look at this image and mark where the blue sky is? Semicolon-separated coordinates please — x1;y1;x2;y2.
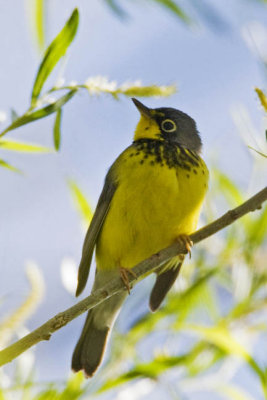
0;0;266;395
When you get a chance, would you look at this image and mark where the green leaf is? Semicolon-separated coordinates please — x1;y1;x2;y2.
0;159;22;174
0;90;76;137
247;146;267;158
68;180;93;224
121;269;217;352
187;324;266;385
220;383;258;400
247;205;267;248
35;0;46;50
122;84;176;98
255;88;267;113
99;342;216;393
213;169;244;206
59;371;85;400
170;269;218;326
151;0;191;23
10;108;19;122
83;77;176;98
104;0;128;18
31;8;79;105
35;388;59;400
53;108;62;151
103;0;190;21
99;354;188;392
0;139;51;153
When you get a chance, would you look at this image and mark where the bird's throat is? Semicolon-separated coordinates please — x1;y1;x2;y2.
134;115;162;141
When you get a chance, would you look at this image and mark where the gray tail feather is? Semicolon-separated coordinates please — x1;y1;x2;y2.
149;261;183;312
72;310;109;377
72;290;127;377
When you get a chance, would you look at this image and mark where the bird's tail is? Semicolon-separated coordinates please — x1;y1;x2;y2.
149;257;183;312
72;291;127;377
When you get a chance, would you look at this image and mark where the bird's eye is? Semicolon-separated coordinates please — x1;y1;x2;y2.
161;119;176;132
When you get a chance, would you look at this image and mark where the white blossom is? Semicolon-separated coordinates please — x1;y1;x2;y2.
115;379;154;400
60;257;78;295
85;76;117;94
0;110;7;123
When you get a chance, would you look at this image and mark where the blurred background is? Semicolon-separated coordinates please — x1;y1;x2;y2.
0;0;267;399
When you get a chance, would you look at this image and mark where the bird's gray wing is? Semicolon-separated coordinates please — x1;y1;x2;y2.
75;171;117;297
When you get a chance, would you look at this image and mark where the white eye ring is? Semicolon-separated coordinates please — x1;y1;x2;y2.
161;119;176;132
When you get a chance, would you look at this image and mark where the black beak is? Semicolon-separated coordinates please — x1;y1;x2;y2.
132;98;152;118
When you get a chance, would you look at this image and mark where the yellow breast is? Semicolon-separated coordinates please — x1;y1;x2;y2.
96;141;208;270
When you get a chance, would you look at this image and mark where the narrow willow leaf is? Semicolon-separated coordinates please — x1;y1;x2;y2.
151;0;191;23
170;269;218;326
83;76;176;98
68;180;93;224
33;371;84;399
104;0;128;18
187;324;265;382
0;263;44;346
59;371;85;399
122;84;176;97
247;146;267;158
31;8;79;105
213;169;251;237
255;88;267;112
35;389;59;400
35;0;45;50
53;108;62;151
247;205;267;248
10;108;19;122
99;355;186;392
125;269;217;348
213;169;244;206
220;383;255;400
0;160;22;174
0;139;51;152
228;297;257;321
99;343;208;392
0;90;76;137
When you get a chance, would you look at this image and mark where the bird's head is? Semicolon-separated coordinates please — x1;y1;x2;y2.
132;98;202;153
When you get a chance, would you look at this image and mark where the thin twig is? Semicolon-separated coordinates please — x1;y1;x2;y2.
0;186;266;367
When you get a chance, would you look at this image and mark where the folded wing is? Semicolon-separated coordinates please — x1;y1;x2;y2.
75;171;117;297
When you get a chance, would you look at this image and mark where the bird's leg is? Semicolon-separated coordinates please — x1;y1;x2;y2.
178;254;185;262
119;266;137;294
175;234;193;259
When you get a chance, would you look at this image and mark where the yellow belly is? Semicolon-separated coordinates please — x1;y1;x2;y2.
96;146;208;270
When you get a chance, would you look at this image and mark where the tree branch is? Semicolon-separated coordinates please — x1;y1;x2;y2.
0;186;266;367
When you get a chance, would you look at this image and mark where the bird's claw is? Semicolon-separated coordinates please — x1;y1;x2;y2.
176;234;193;259
119;267;137;294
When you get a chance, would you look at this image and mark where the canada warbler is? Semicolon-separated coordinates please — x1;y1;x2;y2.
72;98;209;376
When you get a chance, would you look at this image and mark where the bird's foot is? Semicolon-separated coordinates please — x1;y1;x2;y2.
119;267;137;294
176;234;193;259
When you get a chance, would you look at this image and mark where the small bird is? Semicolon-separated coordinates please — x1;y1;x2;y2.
72;99;209;377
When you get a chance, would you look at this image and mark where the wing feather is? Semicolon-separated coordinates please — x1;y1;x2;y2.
75;172;117;296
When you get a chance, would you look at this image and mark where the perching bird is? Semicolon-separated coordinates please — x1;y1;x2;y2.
72;99;209;377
